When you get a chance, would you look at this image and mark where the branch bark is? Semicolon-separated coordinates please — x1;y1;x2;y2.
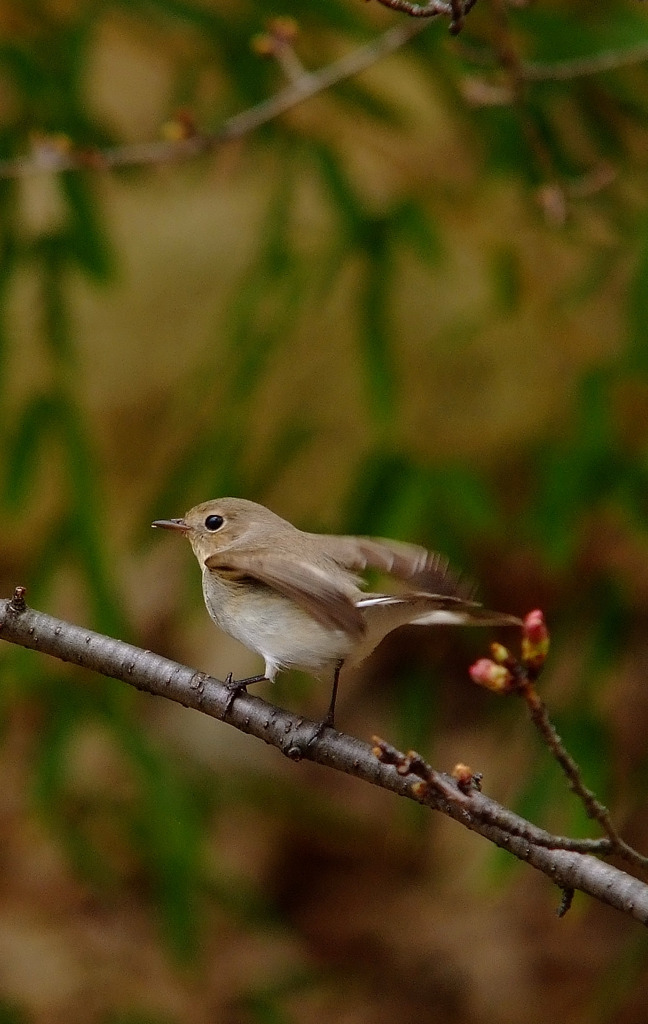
1;590;647;926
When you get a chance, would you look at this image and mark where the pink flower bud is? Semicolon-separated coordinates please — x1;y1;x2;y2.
470;658;514;694
524;609;548;643
522;609;550;667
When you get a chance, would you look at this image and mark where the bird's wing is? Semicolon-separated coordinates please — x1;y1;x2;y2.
357;592;521;627
315;535;476;599
203;549;365;636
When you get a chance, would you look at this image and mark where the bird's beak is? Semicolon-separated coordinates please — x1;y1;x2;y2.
152;518;189;533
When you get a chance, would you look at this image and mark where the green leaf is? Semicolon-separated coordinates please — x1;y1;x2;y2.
426;464;501;539
529;369;619;565
524;94;583;179
342;451;423;535
33;234;74;361
3;393;63;509
491;702;611;882
574;83;629;163
312;143;364;234
518;5;648;62
59;171;114;282
0;182;18;405
491;245;521;313
392;199;442;267
116;722;205;960
627;215;648;375
225;158;305;401
55;403;131;639
32;689;120;888
32;689;83;812
551;707;611;839
239;968;323;1024
105;1013;179;1024
586;929;648;1024
0;41;48;96
361;234;397;423
473;105;538;182
331;79;406;127
249;419;316;495
580;577;631;688
395;665;440;756
111;0;225;36
0;1000;30;1024
243;996;294;1024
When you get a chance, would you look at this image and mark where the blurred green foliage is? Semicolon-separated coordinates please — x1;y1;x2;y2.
1;0;648;1020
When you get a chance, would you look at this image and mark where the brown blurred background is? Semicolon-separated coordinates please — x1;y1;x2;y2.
1;1;648;1021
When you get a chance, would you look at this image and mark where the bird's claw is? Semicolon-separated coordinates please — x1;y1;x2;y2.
304;712;335;748
222;672;267;716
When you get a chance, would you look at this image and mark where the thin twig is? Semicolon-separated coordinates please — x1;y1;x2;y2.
520;679;648;872
523;40;648;82
0;21;433;180
373;0;478;27
1;590;647;925
457;34;648;82
471;618;648;875
372;738;614;855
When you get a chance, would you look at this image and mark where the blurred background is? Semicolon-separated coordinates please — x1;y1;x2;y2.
1;0;648;1021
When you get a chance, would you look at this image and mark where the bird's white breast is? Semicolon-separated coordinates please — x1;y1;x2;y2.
201;568;353;679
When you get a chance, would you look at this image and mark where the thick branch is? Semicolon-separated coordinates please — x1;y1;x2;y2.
1;591;647;926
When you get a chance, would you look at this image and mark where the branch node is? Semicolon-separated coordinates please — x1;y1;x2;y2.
452;762;482;792
449;0;465;34
557;886;575;918
8;586;27;614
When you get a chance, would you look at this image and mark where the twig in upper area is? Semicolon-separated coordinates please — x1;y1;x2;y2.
372;0;478;30
0;20;434;180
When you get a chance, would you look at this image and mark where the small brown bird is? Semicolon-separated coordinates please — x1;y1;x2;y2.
153;498;520;727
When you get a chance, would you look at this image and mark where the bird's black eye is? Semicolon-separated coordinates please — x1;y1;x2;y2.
204;514;224;532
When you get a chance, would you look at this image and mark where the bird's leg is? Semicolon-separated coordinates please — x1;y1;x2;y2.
323;659;344;730
222;672;267;716
305;660;344;748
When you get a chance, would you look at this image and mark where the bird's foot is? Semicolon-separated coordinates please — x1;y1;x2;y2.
307;659;341;746
222;672;267;716
305;709;335;748
299;660;342;749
